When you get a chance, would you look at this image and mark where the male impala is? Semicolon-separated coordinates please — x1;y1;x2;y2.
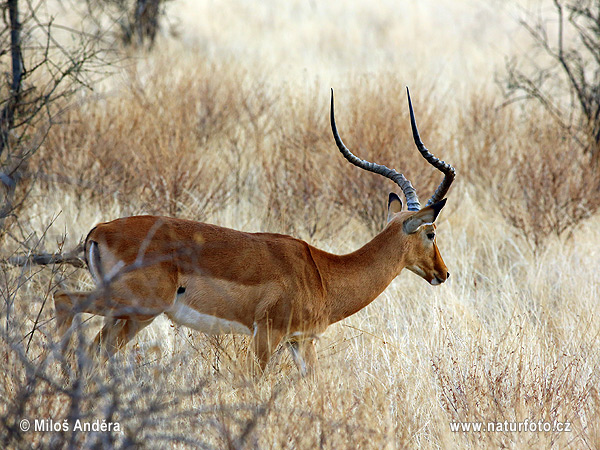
54;88;455;376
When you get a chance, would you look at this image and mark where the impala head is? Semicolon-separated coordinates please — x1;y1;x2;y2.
330;87;456;286
387;193;449;285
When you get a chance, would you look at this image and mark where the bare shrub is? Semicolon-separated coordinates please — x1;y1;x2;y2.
458;92;600;251
261;85;335;239
0;0;113;243
37;61;251;217
500;0;600;170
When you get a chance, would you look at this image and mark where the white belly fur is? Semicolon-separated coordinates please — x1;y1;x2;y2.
166;301;252;335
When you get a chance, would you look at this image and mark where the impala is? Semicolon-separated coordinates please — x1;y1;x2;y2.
54;88;455;376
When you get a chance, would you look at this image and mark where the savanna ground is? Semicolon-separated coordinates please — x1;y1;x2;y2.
2;0;600;448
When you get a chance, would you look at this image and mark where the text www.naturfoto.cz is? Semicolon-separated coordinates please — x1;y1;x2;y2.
450;419;571;433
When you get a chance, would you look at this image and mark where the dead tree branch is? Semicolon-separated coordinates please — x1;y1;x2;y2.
500;0;600;168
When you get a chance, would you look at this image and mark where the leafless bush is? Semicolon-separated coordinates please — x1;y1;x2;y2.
500;0;600;169
0;312;279;448
0;0;115;246
261;86;334;238
458;92;600;250
494;0;600;249
38;62;251;217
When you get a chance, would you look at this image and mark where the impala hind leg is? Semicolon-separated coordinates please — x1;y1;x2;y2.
54;291;79;340
53;291;109;353
53;287;164;357
53;290;105;379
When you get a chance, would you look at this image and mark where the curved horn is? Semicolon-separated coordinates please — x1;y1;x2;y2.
406;87;456;206
330;89;421;211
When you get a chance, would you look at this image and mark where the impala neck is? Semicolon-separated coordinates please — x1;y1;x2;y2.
323;220;407;324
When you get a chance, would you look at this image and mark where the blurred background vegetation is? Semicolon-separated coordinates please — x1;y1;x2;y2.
1;1;599;448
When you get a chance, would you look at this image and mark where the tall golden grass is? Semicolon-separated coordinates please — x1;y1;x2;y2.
1;1;600;448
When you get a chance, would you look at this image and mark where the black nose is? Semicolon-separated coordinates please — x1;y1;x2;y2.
447;272;450;279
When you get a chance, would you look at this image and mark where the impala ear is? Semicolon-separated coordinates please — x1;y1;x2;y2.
387;192;403;222
402;198;447;234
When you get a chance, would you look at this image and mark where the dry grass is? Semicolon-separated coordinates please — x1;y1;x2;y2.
1;0;600;449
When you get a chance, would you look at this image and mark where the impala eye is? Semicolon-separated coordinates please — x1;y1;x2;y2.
427;232;435;240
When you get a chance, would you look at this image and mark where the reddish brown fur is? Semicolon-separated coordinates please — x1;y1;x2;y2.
54;204;448;375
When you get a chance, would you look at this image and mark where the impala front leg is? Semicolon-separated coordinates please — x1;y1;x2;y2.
91;317;155;358
249;322;283;377
287;338;318;378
